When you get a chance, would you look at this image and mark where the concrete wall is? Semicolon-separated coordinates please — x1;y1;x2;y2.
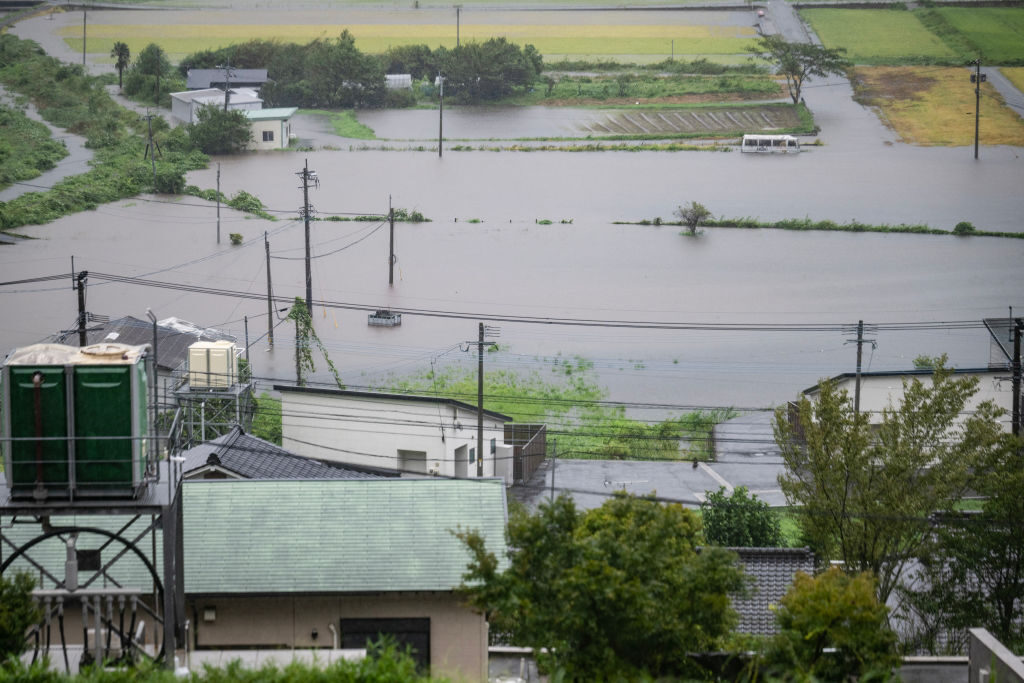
188;592;487;681
281;391;506;478
969;628;1024;683
829;371;1013;431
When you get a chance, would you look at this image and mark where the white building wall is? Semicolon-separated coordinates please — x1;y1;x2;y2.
248;119;288;151
830;371;1013;432
281;392;507;477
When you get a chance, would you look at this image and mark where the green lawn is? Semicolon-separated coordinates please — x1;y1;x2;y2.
936;7;1024;63
801;8;959;64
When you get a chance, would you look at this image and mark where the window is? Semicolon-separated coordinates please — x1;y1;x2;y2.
469;447;475;464
262;130;274;142
341;618;430;672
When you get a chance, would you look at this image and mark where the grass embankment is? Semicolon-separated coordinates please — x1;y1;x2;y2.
620;216;1024;239
0;105;68;189
63;20;757;64
382;358;735;462
851;66;1024;147
1004;67;1024;95
0;34;210;232
300;109;375;139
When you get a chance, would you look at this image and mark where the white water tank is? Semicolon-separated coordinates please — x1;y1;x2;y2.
188;341;237;389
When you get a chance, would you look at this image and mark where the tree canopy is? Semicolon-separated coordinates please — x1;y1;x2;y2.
701;485;784;548
774;364;1004;603
457;493;745;679
110;41;130;90
0;571;41;660
750;35;850;105
187;105;252;155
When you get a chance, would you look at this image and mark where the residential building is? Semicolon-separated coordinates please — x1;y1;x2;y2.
276;386;515;478
170;88;263;125
245;107;297;150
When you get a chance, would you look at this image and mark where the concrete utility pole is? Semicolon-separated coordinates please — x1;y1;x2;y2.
217;63;234;111
1013;318;1022;437
82;9;86;66
456;5;462;47
970;59;985;160
438;72;444;158
847;320;876;416
296;160;319;316
76;271;88;346
216;163;221;244
388;197;396;286
468;323;499;477
265;231;274;349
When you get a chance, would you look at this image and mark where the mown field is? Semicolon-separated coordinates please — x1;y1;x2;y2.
803;6;1024;65
61;19;758;64
936;8;1024;64
851;66;1024;146
800;9;958;64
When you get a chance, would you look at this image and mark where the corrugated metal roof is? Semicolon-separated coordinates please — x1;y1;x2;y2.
183;478;508;594
275;385;514;422
245;107;297;121
182;426;396;480
187;69;269;90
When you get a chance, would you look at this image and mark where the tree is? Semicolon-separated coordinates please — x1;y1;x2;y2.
187;105;252;154
750;35;850;105
763;567;899;681
133;43;171;104
457;493;746;679
439;38;541;102
900;435;1024;653
774;364;1005;603
702;485;784;547
0;571;41;660
304;31;385;108
110;41;130;90
675;200;711;235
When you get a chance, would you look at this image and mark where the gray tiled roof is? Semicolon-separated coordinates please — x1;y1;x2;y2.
183;478;509;594
182;426;395;480
730;547;816;635
186;69;268;90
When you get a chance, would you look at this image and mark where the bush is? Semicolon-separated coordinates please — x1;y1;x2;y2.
229;233;243;245
0;571;41;661
953;221;976;235
701;486;784;548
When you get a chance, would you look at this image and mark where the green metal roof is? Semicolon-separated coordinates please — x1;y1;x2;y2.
182;478;507;594
245;107;297;121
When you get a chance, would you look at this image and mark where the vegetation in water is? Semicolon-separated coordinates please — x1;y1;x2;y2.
381;358;734;462
0;105;69;190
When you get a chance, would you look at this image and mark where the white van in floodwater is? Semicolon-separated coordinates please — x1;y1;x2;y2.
741;134;800;153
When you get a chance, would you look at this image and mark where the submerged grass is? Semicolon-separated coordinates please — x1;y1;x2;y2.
301;109;376;140
381;359;735;462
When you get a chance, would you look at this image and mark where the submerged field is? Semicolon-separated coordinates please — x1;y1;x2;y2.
851;66;1024;146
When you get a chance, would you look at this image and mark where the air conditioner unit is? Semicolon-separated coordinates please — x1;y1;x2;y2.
188;341;237;389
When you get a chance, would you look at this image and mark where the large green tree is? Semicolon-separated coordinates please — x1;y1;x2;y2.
900;435;1024;653
701;485;784;548
750;35;850;105
438;37;542;102
763;567;899;681
187;105;252;154
304;31;385;108
110;41;130;90
127;43;173;104
457;493;745;679
774;364;1004;603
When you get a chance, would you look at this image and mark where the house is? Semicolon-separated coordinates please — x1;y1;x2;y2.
276;386;516;479
2;477;508;680
186;68;269;91
170;88;263;125
245;107;297;150
184;478;505;679
181;425;397;480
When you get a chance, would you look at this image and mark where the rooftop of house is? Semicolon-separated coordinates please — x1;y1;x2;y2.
50;316;235;373
246;107;297;122
171;88;263;106
274;385;515;422
729;546;816;636
182;426;396;481
183;478;509;594
186;69;269;90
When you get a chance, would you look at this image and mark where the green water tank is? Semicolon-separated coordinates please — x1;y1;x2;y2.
2;343;150;498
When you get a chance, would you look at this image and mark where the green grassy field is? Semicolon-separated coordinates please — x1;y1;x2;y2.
1004;67;1024;95
936;8;1024;63
801;8;959;64
63;21;758;64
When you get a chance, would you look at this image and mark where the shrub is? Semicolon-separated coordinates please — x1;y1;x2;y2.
701;486;784;548
953;221;976;235
229;233;243;245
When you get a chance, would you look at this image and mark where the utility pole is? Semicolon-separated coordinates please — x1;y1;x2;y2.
265;231;275;349
82;9;86;67
295;316;303;386
296;160;319;316
456;5;462;47
846;320;876;416
1013;318;1022;437
970;59;986;160
467;323;499;477
438;72;444;159
216;163;221;244
76;271;88;346
388;196;395;286
217;63;234;111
